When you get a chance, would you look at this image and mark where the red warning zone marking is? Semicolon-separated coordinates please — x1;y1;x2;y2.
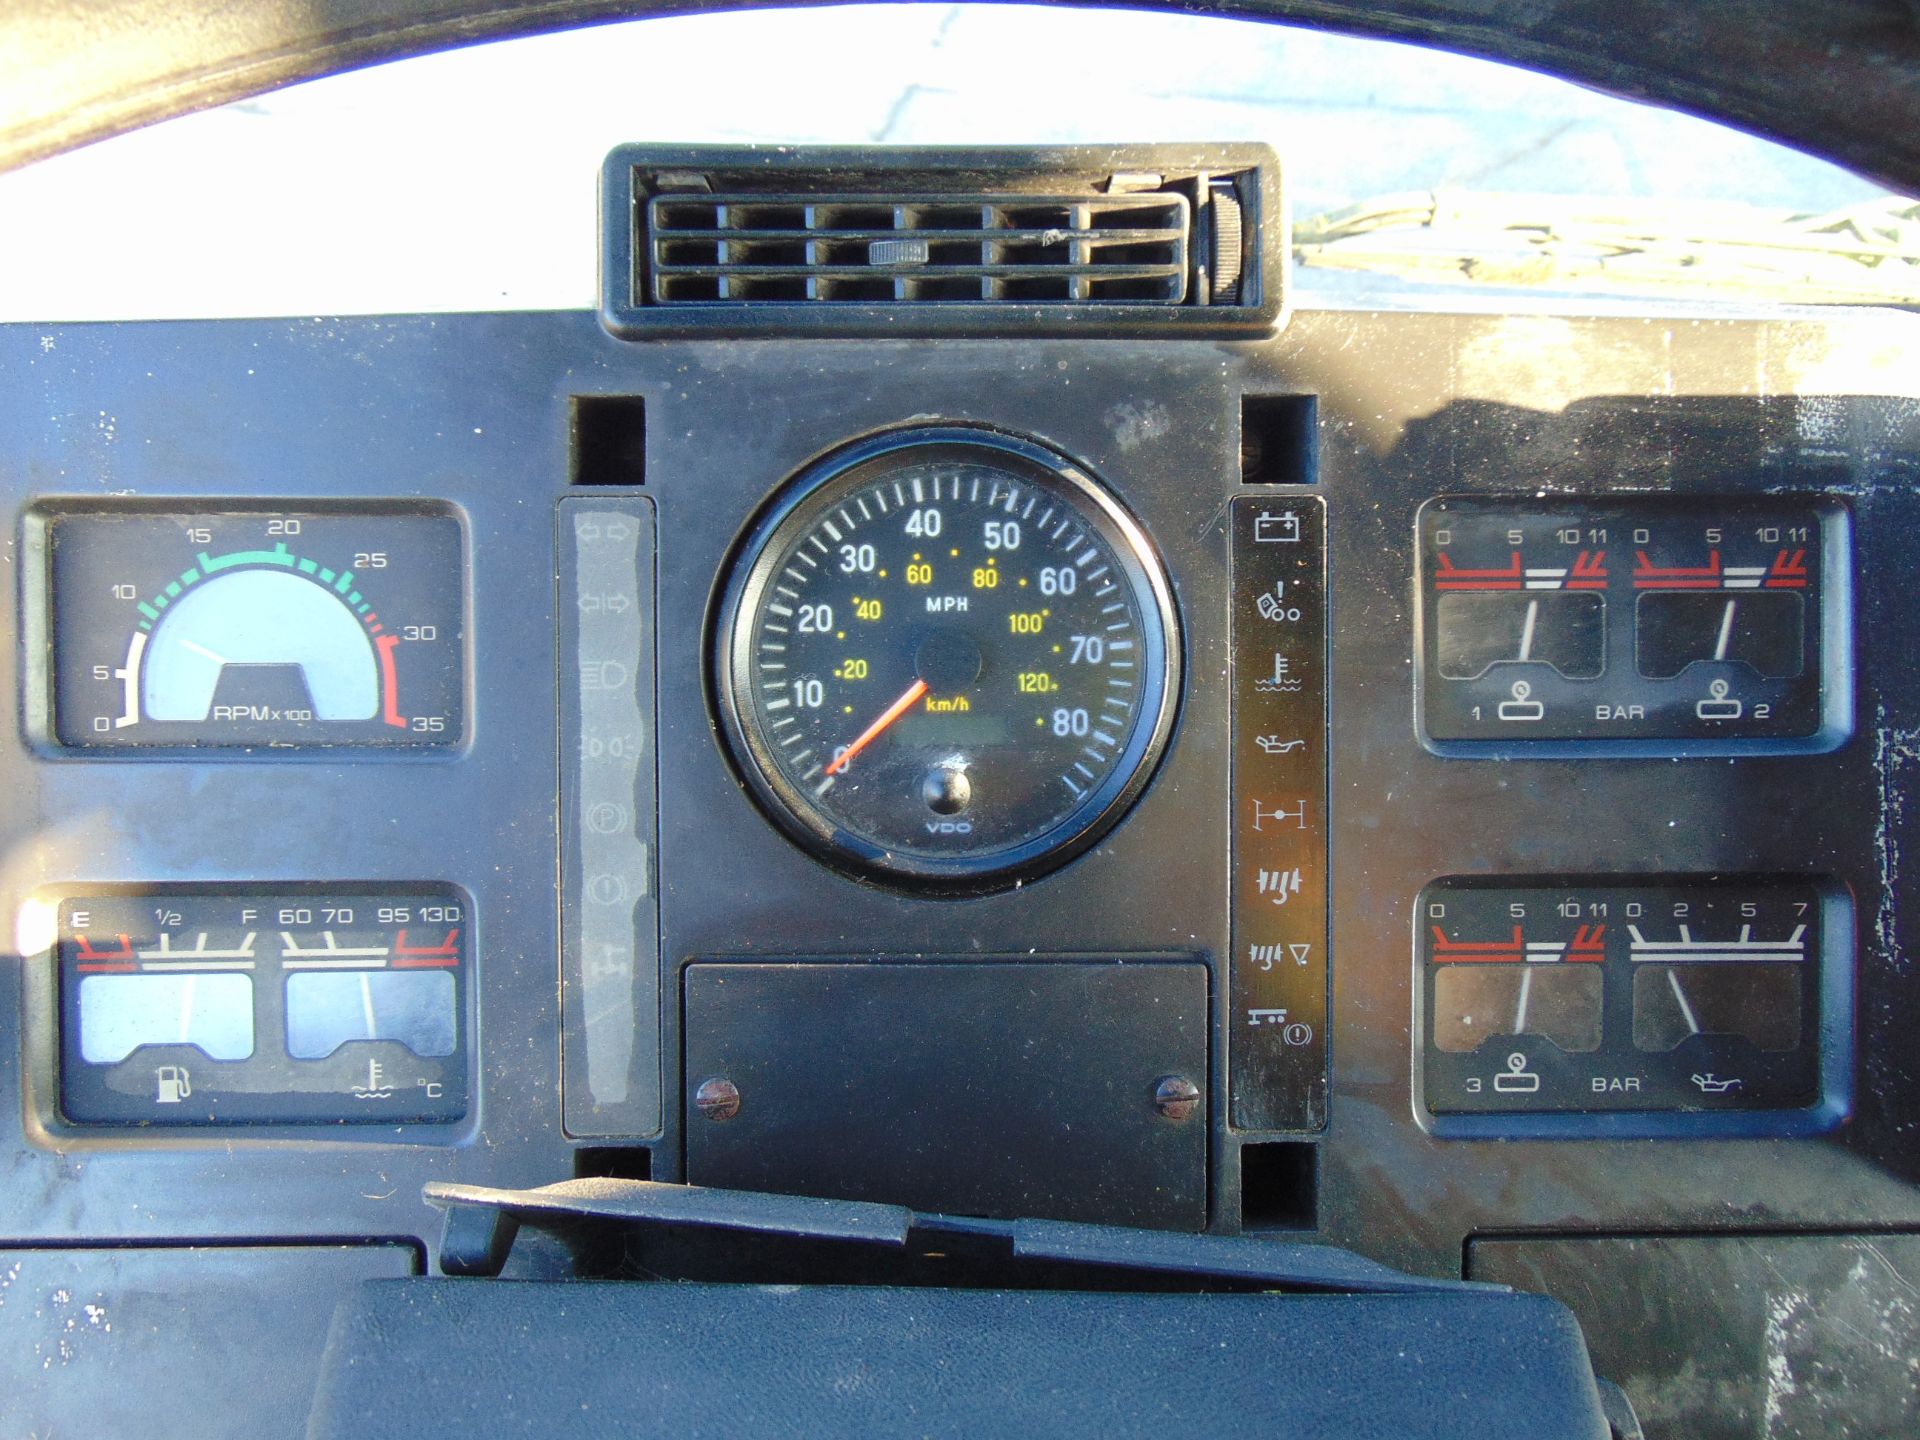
74;934;137;973
376;634;407;729
1434;552;1523;591
392;929;461;968
1765;549;1809;589
1431;923;1606;963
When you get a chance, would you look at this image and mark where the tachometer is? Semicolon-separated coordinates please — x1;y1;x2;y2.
714;428;1180;885
38;503;464;749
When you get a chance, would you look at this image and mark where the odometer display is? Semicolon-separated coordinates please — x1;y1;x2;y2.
715;429;1180;885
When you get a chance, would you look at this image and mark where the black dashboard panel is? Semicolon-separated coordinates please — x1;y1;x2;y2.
682;959;1209;1226
0;1244;419;1437
1470;1233;1920;1438
4;305;1920;1428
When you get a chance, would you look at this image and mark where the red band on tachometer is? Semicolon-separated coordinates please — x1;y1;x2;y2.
376;634;407;728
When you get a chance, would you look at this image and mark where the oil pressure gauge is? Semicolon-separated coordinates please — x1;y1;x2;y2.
713;428;1180;887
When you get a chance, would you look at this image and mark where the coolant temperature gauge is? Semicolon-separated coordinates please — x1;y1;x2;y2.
34;503;465;749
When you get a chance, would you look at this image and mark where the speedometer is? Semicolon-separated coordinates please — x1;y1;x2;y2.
714;427;1180;886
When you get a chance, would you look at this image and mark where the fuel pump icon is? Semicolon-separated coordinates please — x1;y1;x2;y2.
154;1065;192;1104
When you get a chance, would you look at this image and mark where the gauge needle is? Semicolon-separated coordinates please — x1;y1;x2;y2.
826;678;929;775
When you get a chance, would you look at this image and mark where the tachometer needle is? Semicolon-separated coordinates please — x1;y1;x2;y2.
825;678;929;775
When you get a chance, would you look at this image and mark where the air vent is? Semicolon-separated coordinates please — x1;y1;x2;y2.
649;194;1190;305
601;144;1284;339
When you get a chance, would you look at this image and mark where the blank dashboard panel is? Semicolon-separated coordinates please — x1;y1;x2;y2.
683;960;1207;1229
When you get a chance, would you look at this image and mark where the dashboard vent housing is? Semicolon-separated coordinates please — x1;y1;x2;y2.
601;144;1284;338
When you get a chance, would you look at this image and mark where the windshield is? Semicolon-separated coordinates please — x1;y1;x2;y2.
0;3;1903;320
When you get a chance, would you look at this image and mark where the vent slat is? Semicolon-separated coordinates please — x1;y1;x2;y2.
645;188;1191;306
654;264;1187;279
669;228;1184;244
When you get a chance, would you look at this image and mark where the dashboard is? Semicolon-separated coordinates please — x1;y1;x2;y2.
3;142;1920;1438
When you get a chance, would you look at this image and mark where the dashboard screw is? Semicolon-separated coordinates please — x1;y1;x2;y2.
1154;1075;1201;1121
695;1077;741;1121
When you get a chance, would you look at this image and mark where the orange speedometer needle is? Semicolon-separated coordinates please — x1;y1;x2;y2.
825;679;929;775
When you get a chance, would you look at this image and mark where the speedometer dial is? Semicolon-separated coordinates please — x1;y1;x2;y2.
714;428;1180;886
